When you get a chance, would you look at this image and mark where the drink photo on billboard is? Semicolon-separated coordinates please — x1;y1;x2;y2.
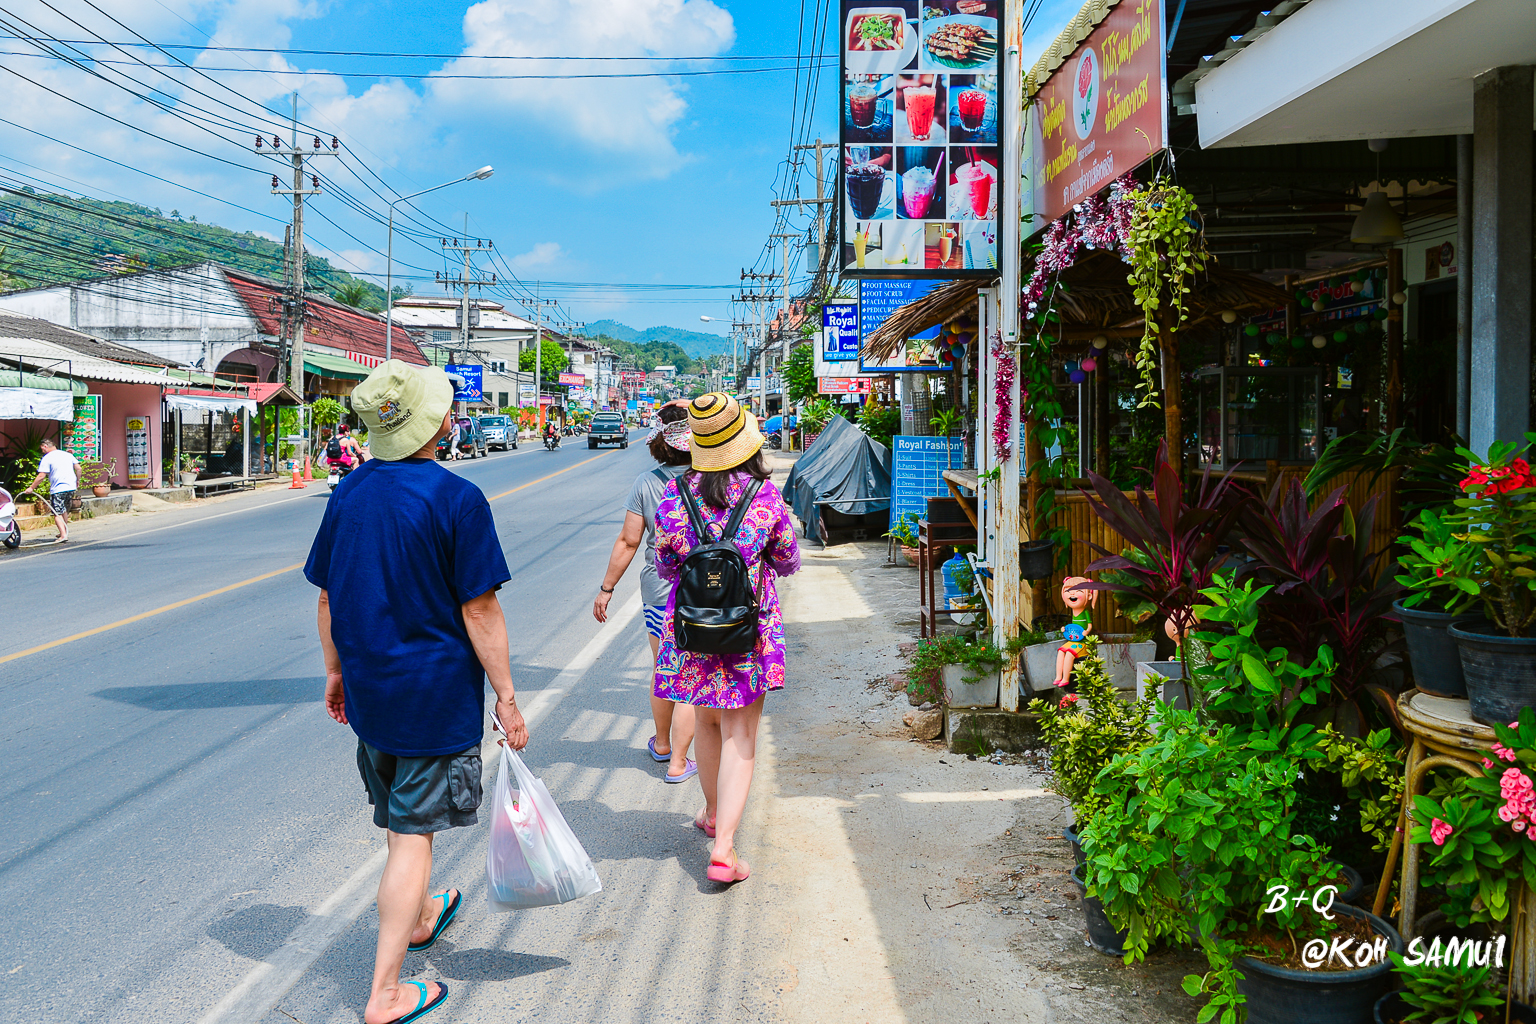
948;145;997;221
947;72;996;143
845;220;886;269
895;146;944;219
845;73;894;143
918;1;998;73
960;220;997;271
925;222;960;270
893;73;945;144
845;145;894;221
874;221;924;270
843;2;920;75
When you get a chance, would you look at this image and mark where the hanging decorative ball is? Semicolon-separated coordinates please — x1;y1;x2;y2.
1333;330;1348;343
1220;310;1238;324
1293;336;1307;349
1312;298;1327;312
1081;357;1098;372
1265;332;1281;346
1296;291;1309;303
1244;324;1261;337
1064;360;1078;373
1355;320;1370;334
1373;307;1389;320
1350;280;1364;294
1091;334;1108;349
1392;290;1407;305
1312;336;1327;349
1069;370;1087;384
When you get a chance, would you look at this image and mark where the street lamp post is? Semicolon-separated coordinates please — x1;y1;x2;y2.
384;166;494;361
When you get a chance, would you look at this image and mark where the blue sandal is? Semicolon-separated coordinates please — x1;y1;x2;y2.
385;980;448;1024
647;736;670;763
406;890;460;953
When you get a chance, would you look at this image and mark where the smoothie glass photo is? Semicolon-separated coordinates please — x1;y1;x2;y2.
903;85;937;140
847;161;887;219
955;161;994;219
901;165;936;218
957;89;988;131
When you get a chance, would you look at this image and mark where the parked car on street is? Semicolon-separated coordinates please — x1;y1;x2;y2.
477;414;517;451
437;417;488;459
588;413;628;450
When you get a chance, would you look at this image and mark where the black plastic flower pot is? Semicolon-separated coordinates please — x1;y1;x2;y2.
1449;619;1536;725
1235;905;1402;1024
1070;865;1129;956
1374;992;1536;1024
1063;823;1085;872
1019;540;1056;581
1392;599;1466;698
1331;861;1363;907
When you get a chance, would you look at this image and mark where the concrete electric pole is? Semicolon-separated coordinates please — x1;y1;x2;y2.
523;283;558;429
438;228;496;416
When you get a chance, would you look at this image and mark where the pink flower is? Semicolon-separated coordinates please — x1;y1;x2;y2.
1484;758;1497;770
1500;803;1519;822
1500;767;1530;797
1430;818;1454;846
1527;828;1536;842
1515;820;1528;833
1494;743;1518;762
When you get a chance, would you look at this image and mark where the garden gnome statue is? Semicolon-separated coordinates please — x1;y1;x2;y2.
1053;576;1097;689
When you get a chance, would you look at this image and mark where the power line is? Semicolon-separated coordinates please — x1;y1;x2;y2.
0;38;829;60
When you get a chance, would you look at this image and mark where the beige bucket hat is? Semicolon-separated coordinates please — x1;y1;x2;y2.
351;360;454;461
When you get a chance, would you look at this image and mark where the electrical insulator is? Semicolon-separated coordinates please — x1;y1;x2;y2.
272;135;281;148
255;135;263;148
271;175;280;188
487;240;493;249
312;136;321;149
491;274;496;284
311;175;319;188
330;136;339;149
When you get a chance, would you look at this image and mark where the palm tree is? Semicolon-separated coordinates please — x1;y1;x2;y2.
332;279;380;312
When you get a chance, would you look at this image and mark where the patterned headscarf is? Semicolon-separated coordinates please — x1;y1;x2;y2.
648;418;692;451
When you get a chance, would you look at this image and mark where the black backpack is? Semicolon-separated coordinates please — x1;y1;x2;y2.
326;436;343;460
673;477;764;655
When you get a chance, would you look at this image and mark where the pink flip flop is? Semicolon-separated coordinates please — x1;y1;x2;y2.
707;852;751;884
694;813;716;838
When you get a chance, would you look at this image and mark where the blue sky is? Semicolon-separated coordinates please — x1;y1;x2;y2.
0;0;1081;333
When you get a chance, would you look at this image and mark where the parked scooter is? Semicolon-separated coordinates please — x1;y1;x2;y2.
0;486;21;549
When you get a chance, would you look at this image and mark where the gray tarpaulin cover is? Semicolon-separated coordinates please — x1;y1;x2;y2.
783;412;891;537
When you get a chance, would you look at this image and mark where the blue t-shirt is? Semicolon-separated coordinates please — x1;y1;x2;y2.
304;458;511;757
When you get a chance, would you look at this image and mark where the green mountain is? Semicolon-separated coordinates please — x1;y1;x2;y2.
0;189;394;308
586;334;703;375
581;320;733;360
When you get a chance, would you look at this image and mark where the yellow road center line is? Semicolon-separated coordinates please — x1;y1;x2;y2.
0;563;304;666
486;450;613;501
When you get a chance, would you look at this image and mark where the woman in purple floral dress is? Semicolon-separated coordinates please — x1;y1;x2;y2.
652;393;800;884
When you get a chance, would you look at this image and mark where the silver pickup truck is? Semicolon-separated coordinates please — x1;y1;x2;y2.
477;414;517;451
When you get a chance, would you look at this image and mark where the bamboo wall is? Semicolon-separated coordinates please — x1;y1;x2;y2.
1021;467;1399;635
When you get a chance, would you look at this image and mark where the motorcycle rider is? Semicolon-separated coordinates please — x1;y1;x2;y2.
325;424;362;476
543;419;561;449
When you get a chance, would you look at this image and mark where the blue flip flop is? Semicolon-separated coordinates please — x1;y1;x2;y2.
647;736;670;763
385;980;448;1024
406;891;460;953
665;759;698;784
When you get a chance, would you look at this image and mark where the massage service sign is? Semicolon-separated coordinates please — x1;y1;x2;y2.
1022;0;1166;235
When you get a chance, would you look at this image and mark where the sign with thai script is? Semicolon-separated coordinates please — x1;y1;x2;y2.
64;395;101;462
1023;0;1166;234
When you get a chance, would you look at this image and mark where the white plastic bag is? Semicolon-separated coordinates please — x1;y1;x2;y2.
485;745;603;911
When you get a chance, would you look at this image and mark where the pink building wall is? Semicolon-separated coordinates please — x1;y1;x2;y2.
88;382;164;489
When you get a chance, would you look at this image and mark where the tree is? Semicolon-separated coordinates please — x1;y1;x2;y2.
311;397;345;428
332;279;380;312
519;339;570;382
784;342;817;404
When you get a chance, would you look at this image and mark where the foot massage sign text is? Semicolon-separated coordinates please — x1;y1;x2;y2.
1022;0;1168;233
840;0;1002;278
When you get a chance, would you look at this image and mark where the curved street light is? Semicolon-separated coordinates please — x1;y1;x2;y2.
384;167;494;360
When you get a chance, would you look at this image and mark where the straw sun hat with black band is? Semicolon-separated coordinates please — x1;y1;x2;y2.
687;392;764;472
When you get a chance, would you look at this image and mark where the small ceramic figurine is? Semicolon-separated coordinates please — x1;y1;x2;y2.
1054;622;1089;689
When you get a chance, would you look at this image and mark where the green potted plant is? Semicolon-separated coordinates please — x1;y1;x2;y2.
78;457;117;497
1374;956;1526;1024
179;454;203;486
885;512;921;566
1394;508;1474;697
1401;434;1536;723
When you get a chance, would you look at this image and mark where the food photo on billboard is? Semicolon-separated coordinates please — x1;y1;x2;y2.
844;2;920;75
873;221;925;271
947;145;997;221
844;219;887;270
844;73;894;143
895;146;945;220
893;73;945;145
960;220;997;271
918;1;998;73
946;72;996;143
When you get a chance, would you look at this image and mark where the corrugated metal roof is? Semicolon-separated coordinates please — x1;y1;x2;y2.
0;337;181;386
0;314;176;367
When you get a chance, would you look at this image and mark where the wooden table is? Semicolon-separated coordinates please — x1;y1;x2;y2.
940;468;979;531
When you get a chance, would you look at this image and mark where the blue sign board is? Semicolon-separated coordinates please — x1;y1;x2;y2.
627;399;638;411
444;363;483;402
889;435;965;528
822;301;860;362
858;280;951;373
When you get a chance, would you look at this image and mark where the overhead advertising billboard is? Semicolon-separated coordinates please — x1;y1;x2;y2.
557;372;586;386
1022;0;1165;235
840;0;1000;278
858;279;953;373
444;363;483;402
823;301;860;361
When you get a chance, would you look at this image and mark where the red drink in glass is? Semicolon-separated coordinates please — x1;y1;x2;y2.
958;89;987;131
959;164;993;218
903;86;936;140
849;84;877;128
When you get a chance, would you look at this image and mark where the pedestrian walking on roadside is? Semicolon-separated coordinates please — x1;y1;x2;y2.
304;359;528;1024
447;417;463;461
652;393;800;884
593;402;697;784
27;438;78;544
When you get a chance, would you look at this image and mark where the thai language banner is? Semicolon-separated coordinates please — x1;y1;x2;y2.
1023;0;1165;234
841;0;1001;278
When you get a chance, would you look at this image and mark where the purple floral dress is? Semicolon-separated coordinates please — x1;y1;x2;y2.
652;472;801;709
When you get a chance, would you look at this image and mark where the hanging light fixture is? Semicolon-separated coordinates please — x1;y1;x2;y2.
1351;139;1405;244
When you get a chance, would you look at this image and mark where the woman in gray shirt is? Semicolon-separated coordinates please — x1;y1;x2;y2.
593;403;696;783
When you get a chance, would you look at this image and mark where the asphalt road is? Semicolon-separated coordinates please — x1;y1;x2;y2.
0;439;785;1024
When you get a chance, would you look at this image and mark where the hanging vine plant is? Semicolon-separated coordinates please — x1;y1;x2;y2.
1123;183;1208;407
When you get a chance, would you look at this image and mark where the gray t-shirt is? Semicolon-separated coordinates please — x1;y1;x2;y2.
625;464;689;606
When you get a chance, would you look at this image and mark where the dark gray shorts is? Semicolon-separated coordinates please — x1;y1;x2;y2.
356;740;483;835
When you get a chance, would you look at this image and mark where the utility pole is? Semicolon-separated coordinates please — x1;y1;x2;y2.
772;139;836;283
258;90;335;476
739;270;780;425
438;226;496;416
769;139;835;450
770;231;801;451
523;283;558;429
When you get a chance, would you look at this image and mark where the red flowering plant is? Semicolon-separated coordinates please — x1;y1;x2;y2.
1409;708;1536;927
1397;434;1536;637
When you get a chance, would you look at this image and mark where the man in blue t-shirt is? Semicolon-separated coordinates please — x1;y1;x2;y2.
305;360;527;1024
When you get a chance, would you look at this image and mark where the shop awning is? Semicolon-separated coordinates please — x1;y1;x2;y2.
163;393;257;415
304;351;371;381
0;368;87;394
246;382;302;406
0;386;74;420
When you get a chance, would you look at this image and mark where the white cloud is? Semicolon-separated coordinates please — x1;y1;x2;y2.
509;241;562;271
429;0;735;176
